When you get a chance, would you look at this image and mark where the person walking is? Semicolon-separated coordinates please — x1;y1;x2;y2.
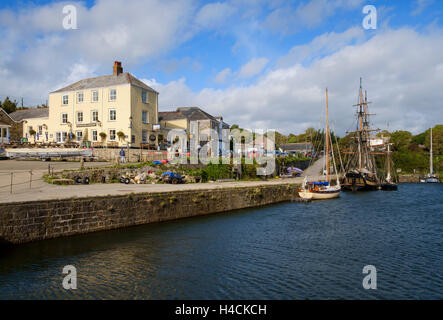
120;148;126;164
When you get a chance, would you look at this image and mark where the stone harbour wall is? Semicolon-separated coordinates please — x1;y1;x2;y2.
92;148;168;163
0;183;299;245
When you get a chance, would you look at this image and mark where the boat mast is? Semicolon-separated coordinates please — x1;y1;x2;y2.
326;88;330;183
430;128;434;175
387;143;391;182
358;78;363;170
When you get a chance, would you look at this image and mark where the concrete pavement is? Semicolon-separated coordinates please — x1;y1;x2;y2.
0;159;304;204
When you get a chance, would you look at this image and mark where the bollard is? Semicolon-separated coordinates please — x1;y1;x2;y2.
30;170;33;189
10;172;13;194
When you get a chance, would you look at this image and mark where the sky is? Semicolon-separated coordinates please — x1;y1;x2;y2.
0;0;442;135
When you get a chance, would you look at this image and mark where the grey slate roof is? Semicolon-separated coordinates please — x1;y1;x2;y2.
51;73;158;94
279;143;313;152
159;107;229;128
9;108;49;121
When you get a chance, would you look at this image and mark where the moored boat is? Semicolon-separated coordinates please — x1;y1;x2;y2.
299;89;341;200
341;79;380;191
380;141;398;191
419;128;440;184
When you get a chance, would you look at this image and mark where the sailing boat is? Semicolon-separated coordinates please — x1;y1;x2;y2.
380;142;398;190
299;89;341;200
341;78;379;191
420;128;440;183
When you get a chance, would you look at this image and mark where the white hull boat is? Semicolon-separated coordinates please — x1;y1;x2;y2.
298;88;341;201
299;183;341;200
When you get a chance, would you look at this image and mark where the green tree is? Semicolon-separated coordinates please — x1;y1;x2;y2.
390;130;412;151
1;97;18;114
412;131;426;145
425;125;443;155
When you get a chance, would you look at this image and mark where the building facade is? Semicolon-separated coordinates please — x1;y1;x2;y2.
0;107;24;144
159;107;229;153
21;62;161;147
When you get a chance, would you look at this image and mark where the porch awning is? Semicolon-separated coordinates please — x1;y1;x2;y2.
0;121;11;128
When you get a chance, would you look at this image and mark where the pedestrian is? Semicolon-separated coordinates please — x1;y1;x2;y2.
120;148;126;164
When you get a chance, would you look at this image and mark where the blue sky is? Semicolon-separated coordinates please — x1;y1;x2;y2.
0;0;442;134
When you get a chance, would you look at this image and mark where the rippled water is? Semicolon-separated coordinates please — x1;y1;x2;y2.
0;183;442;299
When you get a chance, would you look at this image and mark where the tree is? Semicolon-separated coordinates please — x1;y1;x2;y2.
1;97;18;114
117;131;125;141
99;132;107;141
425;125;443;155
412;131;426;146
390;130;412;151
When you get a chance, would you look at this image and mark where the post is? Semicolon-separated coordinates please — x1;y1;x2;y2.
48;164;51;175
29;170;33;189
10;173;13;194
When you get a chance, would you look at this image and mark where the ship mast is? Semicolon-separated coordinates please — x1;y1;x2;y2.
358;79;363;170
386;143;392;182
326;88;330;183
430;128;434;175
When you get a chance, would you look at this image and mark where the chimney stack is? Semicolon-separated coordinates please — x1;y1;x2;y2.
113;61;123;76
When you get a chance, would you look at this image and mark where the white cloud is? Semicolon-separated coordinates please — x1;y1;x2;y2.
214;68;233;84
411;0;434;16
0;0;197;103
195;2;236;29
264;0;365;34
238;57;269;78
277;27;366;67
149;27;443;135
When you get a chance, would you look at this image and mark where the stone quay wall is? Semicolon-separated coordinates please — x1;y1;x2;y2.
0;183;299;245
92;148;168;163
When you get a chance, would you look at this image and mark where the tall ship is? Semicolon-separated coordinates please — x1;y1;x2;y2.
420;127;440;183
341;79;380;191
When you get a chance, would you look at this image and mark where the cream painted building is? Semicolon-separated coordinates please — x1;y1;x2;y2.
22;62;161;147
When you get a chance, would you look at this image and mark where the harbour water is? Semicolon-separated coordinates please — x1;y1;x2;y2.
0;183;442;299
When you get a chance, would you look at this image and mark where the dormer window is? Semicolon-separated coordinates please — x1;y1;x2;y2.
109;89;116;101
62;95;69;105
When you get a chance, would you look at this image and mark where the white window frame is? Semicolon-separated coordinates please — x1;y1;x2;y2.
56;132;62;143
142;90;148;103
109;129;116;141
109;89;116;101
77;92;84;103
61;113;68;124
38;126;43;135
142;130;148;143
142;110;148;124
109;109;116;121
62;95;69;105
76;130;83;142
77;111;83;123
91;110;99;122
92;130;98;142
62;132;68;142
91;90;99;102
